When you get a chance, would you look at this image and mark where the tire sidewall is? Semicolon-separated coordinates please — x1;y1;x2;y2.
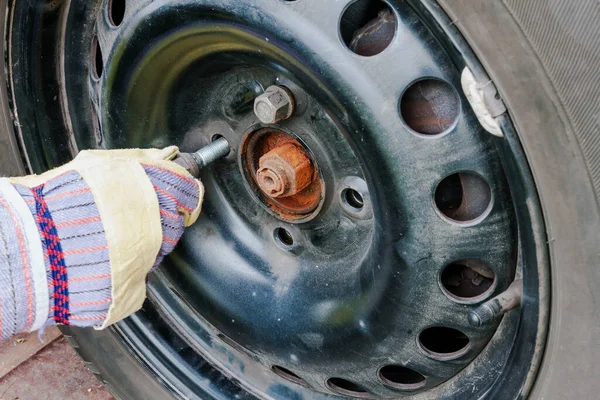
438;1;600;399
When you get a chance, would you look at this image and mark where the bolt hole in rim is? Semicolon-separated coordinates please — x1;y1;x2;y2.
211;134;225;142
271;365;309;387
91;35;103;80
378;365;427;391
340;0;397;57
91;105;102;146
342;187;365;211
327;378;371;398
399;78;461;137
107;0;125;27
10;0;548;397
434;172;493;225
418;327;471;360
440;259;497;303
274;227;294;248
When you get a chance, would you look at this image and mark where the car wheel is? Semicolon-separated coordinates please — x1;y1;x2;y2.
1;0;598;399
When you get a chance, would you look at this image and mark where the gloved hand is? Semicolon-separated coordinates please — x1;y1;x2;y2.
0;146;203;341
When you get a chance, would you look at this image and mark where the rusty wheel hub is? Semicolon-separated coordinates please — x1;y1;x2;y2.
242;129;323;221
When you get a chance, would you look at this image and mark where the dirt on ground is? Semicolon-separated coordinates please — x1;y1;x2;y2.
0;330;114;400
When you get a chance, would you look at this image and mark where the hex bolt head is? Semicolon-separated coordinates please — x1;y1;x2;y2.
256;143;313;198
253;85;295;124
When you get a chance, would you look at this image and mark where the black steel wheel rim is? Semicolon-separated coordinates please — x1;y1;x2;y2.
7;0;549;398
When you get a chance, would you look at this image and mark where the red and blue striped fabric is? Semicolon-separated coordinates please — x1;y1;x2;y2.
142;164;200;267
32;185;70;325
0;163;200;338
15;171;112;327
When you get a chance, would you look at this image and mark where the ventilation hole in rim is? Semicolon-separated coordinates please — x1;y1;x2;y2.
91;36;103;80
108;0;126;27
419;327;470;356
400;78;460;135
441;260;495;300
274;227;294;247
342;188;364;211
327;378;370;398
91;105;102;146
434;172;492;223
340;0;397;56
271;366;308;387
379;365;426;390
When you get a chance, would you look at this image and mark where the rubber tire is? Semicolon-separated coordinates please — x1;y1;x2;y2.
61;327;174;400
1;1;599;399
437;2;600;399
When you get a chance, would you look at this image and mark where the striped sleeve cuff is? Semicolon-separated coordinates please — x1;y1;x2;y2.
142;164;200;266
13;171;112;328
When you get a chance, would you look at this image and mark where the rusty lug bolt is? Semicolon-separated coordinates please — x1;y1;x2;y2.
256;143;313;198
254;85;295;124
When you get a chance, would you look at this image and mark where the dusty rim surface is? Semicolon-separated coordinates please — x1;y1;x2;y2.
6;0;549;398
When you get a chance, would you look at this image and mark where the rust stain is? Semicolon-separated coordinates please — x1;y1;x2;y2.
257;142;313;197
242;130;323;220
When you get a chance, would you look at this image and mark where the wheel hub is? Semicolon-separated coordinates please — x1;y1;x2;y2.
242;129;323;220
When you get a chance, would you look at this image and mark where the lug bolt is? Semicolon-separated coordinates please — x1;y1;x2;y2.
172;137;230;178
254;85;295;124
256;142;313;198
191;137;231;169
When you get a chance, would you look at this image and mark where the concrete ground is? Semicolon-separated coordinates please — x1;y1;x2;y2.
0;327;114;400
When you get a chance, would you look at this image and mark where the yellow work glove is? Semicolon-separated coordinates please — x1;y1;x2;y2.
0;146;202;341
